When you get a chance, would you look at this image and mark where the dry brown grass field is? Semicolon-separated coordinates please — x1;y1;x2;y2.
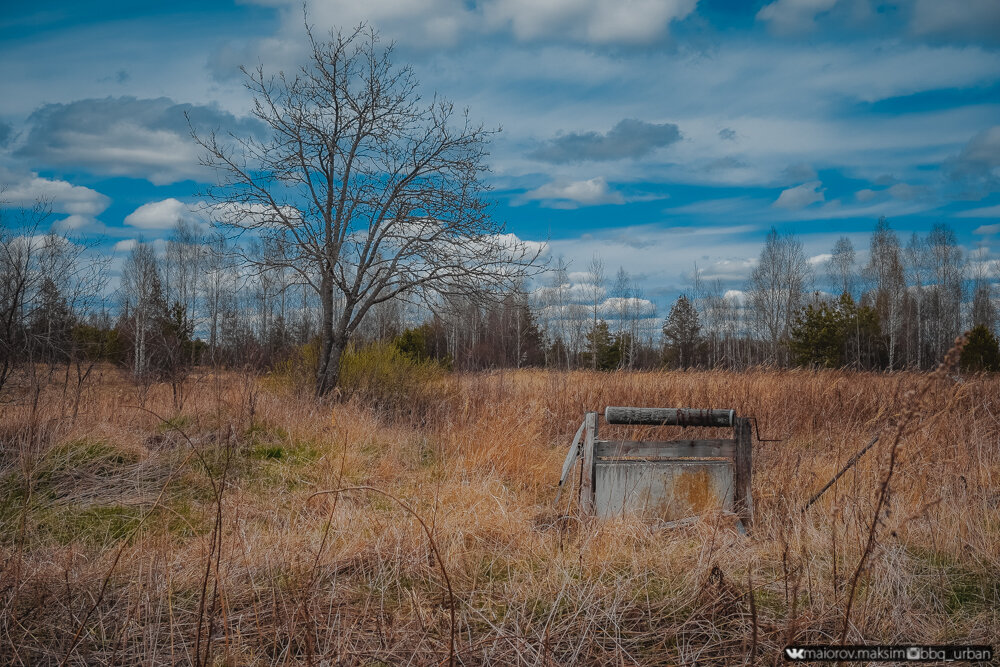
1;362;998;665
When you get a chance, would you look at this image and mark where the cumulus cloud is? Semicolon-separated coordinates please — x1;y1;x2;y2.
255;0;696;48
808;252;832;265
124;198;205;230
773;181;825;209
1;172;110;217
529;119;681;163
483;0;697;44
114;239;138;252
855;188;879;202
945;125;1000;198
757;0;838;34
520;177;625;208
16;96;265;186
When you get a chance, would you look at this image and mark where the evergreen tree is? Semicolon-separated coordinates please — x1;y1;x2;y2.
662;294;700;368
960;325;1000;372
789;302;842;368
582;320;619;370
789;293;883;368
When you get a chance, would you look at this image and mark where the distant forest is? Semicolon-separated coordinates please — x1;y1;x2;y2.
2;203;997;397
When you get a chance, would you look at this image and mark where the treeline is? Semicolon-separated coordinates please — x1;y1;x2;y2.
2;202;998;403
668;218;998;372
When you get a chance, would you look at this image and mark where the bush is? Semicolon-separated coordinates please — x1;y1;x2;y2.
265;339;453;418
264;339;321;394
339;342;452;417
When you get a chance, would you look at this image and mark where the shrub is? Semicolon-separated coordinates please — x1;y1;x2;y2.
264;338;321;394
339;341;452;418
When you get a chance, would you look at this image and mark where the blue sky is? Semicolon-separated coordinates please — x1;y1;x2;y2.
1;0;999;311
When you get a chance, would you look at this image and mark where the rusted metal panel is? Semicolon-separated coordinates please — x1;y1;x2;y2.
594;439;735;459
604;407;734;427
594;459;735;521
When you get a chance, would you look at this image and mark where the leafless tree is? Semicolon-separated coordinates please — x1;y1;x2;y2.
195;24;539;396
586;255;605;369
903;232;927;368
120;242;165;379
924;223;964;362
827;236;856;297
746;227;810;365
969;246;995;329
863;217;906;369
546;257;573;369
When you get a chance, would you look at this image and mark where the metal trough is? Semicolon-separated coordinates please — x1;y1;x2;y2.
578;407;753;527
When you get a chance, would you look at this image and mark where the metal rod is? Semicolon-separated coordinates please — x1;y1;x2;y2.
802;435;880;513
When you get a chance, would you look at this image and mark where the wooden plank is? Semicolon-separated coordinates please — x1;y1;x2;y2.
734;417;753;530
580;411;598;515
604;407;734;427
594;439;735;459
554;420;587;505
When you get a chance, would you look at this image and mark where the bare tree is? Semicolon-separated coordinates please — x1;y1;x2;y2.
586;254;605;370
610;267;632;368
970;246;995;329
827;236;856;297
925;223;964;362
120;242;165;379
746;227;810;365
546;257;573;369
863;217;905;369
195;25;539;396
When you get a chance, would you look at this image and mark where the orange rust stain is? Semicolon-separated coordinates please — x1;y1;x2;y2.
672;467;717;513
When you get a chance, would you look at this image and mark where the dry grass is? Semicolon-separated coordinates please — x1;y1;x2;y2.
1;364;998;665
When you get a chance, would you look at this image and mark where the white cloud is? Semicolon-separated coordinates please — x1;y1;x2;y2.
1;173;110;217
17;97;263;186
855;188;879;202
599;296;656;315
958;205;1000;219
773;181;825;209
723;289;745;302
260;0;696;48
124;198;205;230
887;182;930;200
520;177;625;208
756;0;838;34
483;0;697;45
808;252;832;265
908;0;1000;42
114;239;138;252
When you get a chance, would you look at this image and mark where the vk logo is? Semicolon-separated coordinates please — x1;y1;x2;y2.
785;647;806;660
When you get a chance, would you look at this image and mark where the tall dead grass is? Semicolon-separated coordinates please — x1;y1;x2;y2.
0;363;997;664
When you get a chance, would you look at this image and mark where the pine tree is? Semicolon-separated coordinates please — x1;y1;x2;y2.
583;320;619;370
662;294;700;368
960;325;1000;372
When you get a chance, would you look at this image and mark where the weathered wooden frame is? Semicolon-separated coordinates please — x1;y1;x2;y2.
579;407;753;528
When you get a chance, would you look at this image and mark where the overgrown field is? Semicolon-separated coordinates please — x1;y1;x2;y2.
1;364;998;665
